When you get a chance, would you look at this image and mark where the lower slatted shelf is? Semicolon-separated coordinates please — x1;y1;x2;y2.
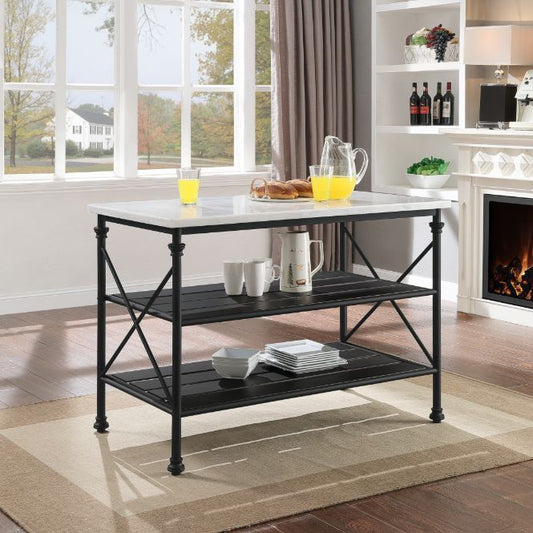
103;342;435;416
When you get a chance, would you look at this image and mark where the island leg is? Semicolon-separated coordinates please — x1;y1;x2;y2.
429;211;445;423
94;216;110;433
339;222;347;342
168;232;186;475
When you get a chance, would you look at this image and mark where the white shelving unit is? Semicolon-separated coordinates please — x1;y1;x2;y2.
371;0;466;201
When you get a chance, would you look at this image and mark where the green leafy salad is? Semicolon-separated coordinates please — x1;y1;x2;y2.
407;157;450;176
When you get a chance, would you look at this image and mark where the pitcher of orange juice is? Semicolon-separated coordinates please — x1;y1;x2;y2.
320;136;368;200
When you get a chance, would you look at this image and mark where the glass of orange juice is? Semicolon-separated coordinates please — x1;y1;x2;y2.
309;165;333;202
177;168;200;205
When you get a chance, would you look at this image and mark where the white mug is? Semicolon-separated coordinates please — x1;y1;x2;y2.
223;261;244;296
254;257;280;292
244;260;266;297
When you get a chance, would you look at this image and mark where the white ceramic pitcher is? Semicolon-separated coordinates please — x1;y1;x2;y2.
279;231;324;293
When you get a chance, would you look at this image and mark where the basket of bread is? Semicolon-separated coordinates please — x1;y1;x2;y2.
250;177;313;201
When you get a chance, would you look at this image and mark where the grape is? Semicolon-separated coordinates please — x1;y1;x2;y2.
425;24;456;62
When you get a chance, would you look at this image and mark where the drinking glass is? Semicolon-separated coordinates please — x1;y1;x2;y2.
309;165;333;202
177;168;200;205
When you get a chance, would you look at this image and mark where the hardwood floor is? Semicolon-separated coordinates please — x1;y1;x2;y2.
1;300;532;532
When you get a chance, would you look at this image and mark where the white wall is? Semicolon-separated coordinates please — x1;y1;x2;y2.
0;180;270;314
467;0;533;23
352;0;459;298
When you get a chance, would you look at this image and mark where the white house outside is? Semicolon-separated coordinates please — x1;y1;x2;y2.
65;108;114;151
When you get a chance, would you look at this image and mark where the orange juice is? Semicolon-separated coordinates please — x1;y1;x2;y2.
178;179;200;204
329;176;356;200
310;176;331;201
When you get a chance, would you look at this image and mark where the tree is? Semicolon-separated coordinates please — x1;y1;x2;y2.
255;9;272;164
191;10;233;85
76;103;107;114
82;2;272;164
27;140;50;159
81;2;161;47
81;2;114;45
4;0;55;167
190;7;272;163
66;140;80;157
138;94;180;165
191;94;233;161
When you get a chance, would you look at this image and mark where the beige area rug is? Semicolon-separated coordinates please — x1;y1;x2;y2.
1;373;533;533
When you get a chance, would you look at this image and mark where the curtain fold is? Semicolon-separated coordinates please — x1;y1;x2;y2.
271;0;355;271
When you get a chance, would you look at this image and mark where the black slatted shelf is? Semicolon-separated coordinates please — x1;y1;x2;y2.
103;342;435;416
107;271;435;325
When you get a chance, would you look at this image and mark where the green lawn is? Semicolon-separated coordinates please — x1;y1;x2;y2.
5;155;235;176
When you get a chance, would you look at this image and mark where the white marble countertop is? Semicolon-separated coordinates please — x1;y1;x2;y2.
89;191;451;229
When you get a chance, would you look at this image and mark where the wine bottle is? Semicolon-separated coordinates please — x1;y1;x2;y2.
419;82;432;126
433;82;443;126
410;82;420;125
442;81;455;126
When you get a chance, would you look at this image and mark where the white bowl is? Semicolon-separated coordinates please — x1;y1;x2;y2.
212;359;258;379
212;348;259;360
406;173;450;189
212;348;260;379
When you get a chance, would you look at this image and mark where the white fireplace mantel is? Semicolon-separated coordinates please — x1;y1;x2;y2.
444;128;533;327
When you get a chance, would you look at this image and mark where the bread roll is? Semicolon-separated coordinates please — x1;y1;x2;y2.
287;179;313;198
250;178;299;199
265;181;299;199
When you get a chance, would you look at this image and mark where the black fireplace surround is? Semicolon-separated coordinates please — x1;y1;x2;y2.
483;194;533;310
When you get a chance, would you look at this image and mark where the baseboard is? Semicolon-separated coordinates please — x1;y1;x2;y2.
461;296;533;327
0;273;224;315
352;264;458;303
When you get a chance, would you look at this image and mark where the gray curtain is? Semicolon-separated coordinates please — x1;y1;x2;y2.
271;0;354;271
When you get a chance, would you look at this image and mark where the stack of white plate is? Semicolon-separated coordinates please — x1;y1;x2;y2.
212;348;260;379
262;340;347;375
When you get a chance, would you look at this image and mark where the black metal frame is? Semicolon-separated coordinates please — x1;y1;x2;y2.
93;209;445;475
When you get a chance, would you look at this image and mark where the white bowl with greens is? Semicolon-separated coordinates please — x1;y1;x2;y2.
406;157;450;189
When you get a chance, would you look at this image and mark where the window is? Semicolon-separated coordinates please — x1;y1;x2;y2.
2;0;271;181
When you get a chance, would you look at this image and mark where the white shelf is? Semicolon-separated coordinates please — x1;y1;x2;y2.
376;62;461;73
375;0;460;14
375;184;458;201
372;0;464;201
452;171;533;183
376;125;459;135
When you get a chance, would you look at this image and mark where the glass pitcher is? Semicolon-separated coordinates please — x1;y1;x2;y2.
319;136;368;199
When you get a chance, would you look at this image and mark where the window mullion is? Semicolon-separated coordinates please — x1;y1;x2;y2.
234;0;255;171
115;0;138;178
55;0;67;180
182;0;192;168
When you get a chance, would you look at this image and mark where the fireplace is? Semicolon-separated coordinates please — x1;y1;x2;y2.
483;195;533;309
446;129;533;326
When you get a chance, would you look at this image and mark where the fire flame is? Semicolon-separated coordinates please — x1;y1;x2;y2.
487;201;533;302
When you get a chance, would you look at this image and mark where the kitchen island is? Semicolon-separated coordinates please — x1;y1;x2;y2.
89;191;451;475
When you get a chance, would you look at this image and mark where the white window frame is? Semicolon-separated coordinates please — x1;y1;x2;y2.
0;0;271;184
